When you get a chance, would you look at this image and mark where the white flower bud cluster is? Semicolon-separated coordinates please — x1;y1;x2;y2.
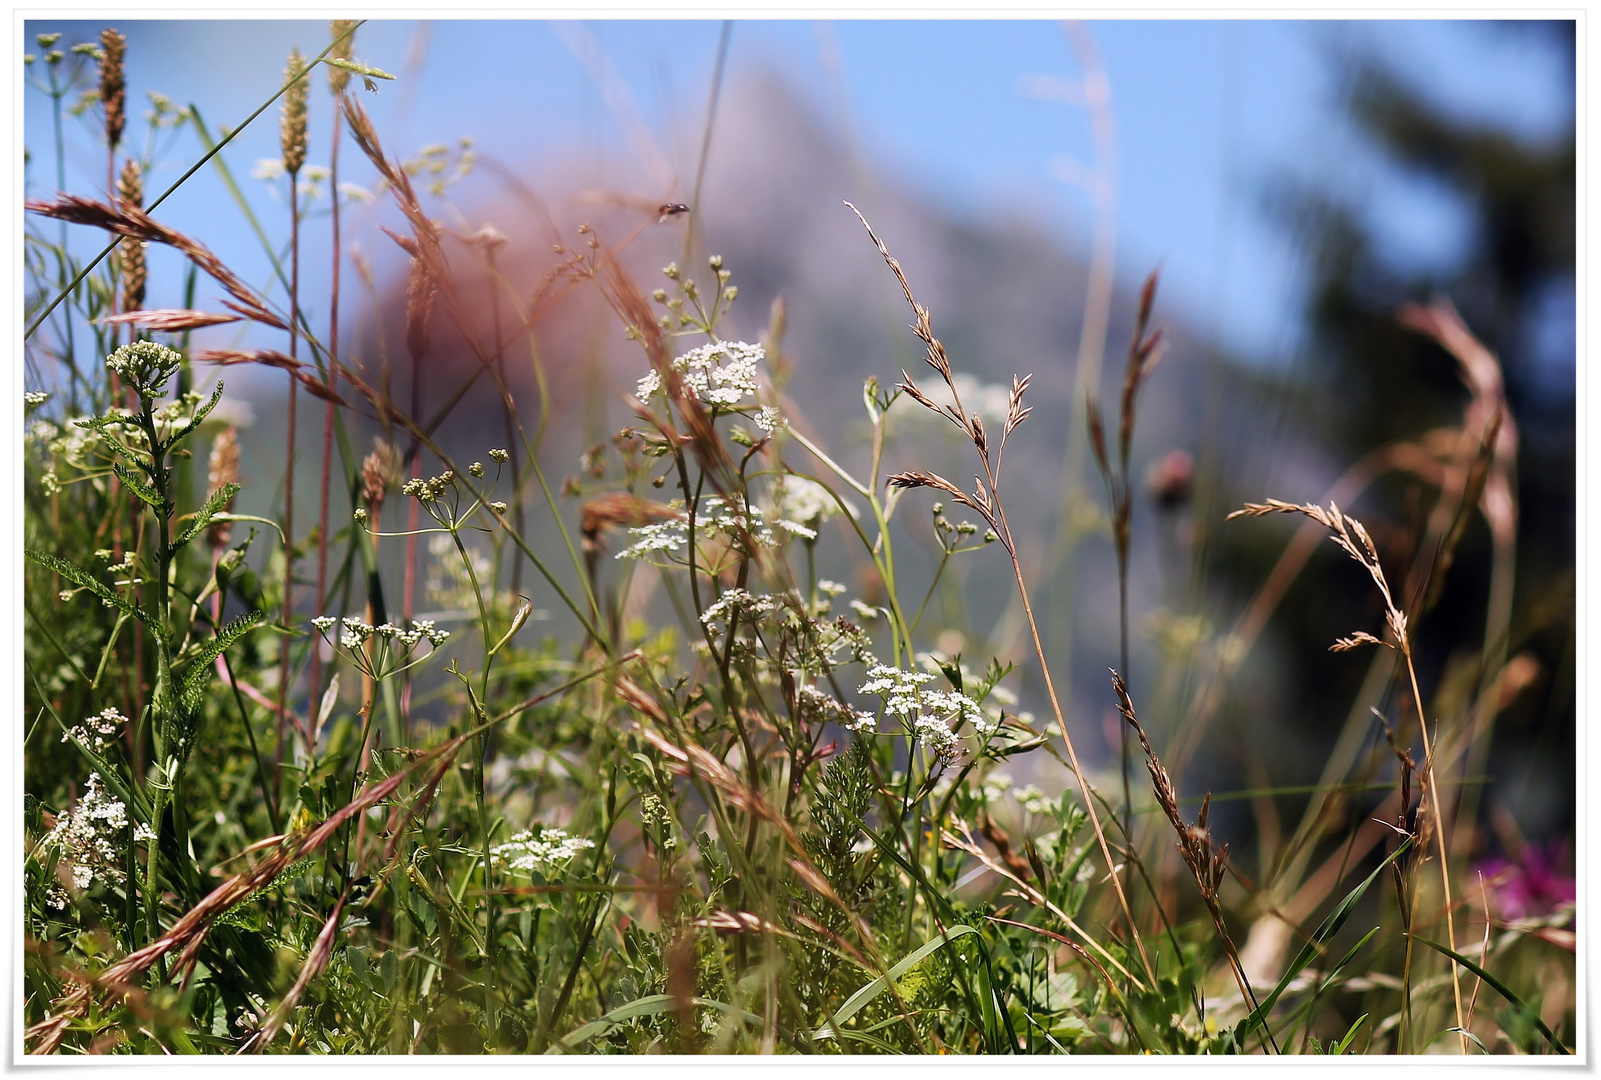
857;663;936;715
402;471;454;503
796;684;876;731
106;340;183;399
489;827;596;874
313;615;448;650
60;707;128;753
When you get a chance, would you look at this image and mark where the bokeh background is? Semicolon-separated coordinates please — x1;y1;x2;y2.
22;18;1575;872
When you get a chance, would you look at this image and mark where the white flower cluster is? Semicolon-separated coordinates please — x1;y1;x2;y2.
911;714;959;759
106;340;183;399
700;588;779;628
25;390;50;408
44;773;154;891
616;494;777;560
61;707;127;753
636;340;764;409
768;474;852;541
856;662;994;757
490;827;596;874
312;615;449;650
857;663;935;715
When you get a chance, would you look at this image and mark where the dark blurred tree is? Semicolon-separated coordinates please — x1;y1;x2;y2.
1225;21;1574;842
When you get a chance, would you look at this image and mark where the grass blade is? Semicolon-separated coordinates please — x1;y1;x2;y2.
814;924;980;1039
1237;836;1412;1042
1411;936;1570;1054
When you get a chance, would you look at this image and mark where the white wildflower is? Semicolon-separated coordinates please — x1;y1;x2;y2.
60;707;127;753
44;773;142;891
490;826;596;874
635;370;662;402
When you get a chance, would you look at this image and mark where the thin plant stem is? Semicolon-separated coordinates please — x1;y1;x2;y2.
310;113;344;732
1403;643;1466;1052
277;175;301;769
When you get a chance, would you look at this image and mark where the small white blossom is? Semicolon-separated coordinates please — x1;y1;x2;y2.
616;494;775;560
252;158;285;181
912;714;959;760
490;826;596;874
60;707;127;752
635;370;661;402
857;664;935;717
636;341;763;408
44;773;143;891
700;588;778;627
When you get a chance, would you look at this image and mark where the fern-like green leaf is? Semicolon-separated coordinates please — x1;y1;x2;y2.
111;461;165;511
178;609;263;717
27;548;156;629
168;381;225;450
172;481;240;554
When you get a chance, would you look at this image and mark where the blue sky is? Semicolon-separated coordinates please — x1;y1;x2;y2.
22;18;1575;366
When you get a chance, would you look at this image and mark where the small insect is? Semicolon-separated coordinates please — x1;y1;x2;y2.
657;202;690;223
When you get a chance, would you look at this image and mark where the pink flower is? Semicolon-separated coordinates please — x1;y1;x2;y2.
1475;838;1575;923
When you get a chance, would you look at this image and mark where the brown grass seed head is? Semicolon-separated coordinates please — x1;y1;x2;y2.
281;48;309;175
116;159;145;313
98;29;126;149
328;20;358;94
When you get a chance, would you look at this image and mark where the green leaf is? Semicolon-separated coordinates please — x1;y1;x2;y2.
1331;1013;1368;1054
168;380;225;450
178;609;263;718
111;460;165;511
552;994;762;1051
814;924;979;1038
1236;836;1412;1043
172;481;239;554
1410;936;1570;1054
27;547;156;629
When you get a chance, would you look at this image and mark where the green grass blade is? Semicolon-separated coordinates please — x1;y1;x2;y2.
1237;836;1412;1041
1332;1013;1368;1054
815;924;979;1038
1411;935;1570;1054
